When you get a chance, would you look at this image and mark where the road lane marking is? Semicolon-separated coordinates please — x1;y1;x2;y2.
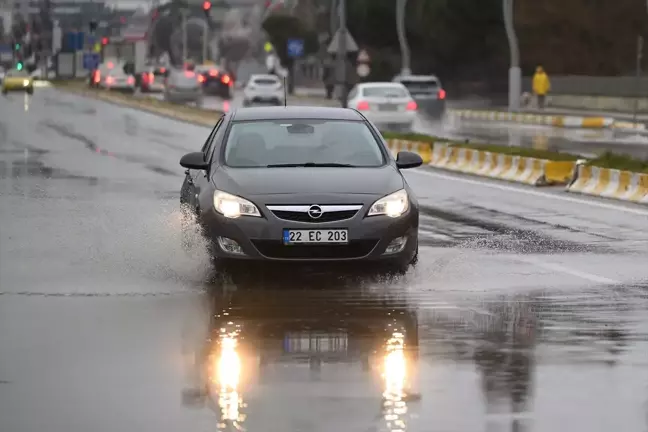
410;169;648;216
514;256;621;285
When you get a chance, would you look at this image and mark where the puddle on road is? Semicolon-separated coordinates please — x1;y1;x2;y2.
178;269;648;432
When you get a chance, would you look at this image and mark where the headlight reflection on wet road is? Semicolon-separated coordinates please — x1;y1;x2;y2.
210;323;246;430
383;329;409;432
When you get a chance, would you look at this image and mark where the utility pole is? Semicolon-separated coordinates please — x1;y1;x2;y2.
503;0;521;111
336;0;347;107
181;9;188;64
329;0;336;39
396;0;410;76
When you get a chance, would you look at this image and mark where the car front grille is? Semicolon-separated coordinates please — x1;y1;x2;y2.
270;209;358;223
252;240;378;259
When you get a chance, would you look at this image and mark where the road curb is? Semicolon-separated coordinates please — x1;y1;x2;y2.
52;83;222;127
427;142;574;186
447;109;640;130
566;165;648;204
385;139;432;164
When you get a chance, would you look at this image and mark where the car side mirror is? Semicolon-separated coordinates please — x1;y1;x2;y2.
396;151;423;169
180;152;209;170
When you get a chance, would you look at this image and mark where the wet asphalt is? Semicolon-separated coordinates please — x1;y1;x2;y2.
143;90;648;159
1;88;648;432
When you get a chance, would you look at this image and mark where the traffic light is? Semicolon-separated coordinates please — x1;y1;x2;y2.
14;43;20;51
16;62;23;71
102;37;108;45
202;1;211;17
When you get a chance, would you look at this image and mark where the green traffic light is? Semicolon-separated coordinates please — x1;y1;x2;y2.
14;43;20;50
16;63;23;71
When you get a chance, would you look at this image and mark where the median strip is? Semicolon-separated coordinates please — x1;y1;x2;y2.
448;109;645;130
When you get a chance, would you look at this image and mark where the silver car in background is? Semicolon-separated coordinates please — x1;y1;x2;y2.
164;68;204;106
392;74;446;120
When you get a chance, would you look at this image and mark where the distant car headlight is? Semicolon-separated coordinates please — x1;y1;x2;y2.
367;189;409;218
23;79;30;86
213;190;261;219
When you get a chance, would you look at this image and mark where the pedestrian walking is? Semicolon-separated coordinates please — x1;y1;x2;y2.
532;66;551;109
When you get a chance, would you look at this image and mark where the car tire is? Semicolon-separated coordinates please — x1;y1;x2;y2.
26;88;33;95
242;99;250;107
1;89;7;96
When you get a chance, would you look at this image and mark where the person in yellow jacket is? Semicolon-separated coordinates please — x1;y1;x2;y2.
532;66;551;109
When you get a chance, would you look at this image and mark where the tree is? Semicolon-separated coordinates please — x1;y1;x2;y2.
262;14;319;65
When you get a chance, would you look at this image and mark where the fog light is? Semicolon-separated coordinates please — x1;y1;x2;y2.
384;236;407;255
217;237;244;255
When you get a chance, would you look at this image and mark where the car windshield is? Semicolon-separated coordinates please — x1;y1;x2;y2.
6;69;28;77
400;79;439;95
224;120;384;168
362;85;408;98
253;77;280;86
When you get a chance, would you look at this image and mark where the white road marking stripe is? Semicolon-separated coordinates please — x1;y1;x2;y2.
514;256;621;285
410;169;648;216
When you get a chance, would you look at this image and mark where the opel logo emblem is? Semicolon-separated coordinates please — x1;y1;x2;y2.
308;205;323;219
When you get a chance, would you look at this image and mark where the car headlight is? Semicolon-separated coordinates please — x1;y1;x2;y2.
213;190;261;219
23;79;30;86
367;189;409;218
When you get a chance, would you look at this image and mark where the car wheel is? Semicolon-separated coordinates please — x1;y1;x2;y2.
2;89;7;96
242;99;250;107
26;88;33;95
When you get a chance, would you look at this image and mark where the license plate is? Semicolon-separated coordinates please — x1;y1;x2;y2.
379;103;397;111
283;229;348;244
284;332;348;353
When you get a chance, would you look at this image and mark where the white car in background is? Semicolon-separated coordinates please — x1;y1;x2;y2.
92;61;136;93
346;82;418;132
242;74;285;106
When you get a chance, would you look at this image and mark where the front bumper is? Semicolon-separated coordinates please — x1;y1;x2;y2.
198;203;418;263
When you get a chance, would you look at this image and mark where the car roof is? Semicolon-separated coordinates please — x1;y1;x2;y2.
231;106;364;122
358;81;406;88
393;74;439;82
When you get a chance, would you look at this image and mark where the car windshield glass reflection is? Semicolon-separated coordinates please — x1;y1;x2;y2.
363;86;408;97
401;80;438;95
7;69;28;77
224;120;385;168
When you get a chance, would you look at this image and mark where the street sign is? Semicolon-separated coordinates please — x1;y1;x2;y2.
327;29;358;54
356;63;370;78
82;52;100;70
357;49;370;63
0;44;12;62
286;39;304;58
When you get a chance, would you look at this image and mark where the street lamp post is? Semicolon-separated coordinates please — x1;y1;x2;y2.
396;0;410;76
503;0;521;111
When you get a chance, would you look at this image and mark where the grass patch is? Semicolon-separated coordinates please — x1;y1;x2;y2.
587;152;648;173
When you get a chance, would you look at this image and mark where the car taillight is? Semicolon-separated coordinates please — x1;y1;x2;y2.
357;100;369;110
93;71;101;83
222;75;231;84
106;76;114;84
438;89;446;99
198;75;205;83
127;76;135;85
406;100;417;111
209;69;218;77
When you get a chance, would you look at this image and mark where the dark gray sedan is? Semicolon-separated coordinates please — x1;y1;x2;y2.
179;106;422;272
392;74;446;120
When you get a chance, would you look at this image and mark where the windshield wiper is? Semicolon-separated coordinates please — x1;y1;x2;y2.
266;162;357;168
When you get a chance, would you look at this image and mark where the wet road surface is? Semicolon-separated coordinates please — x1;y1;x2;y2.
140;90;648;159
1;88;648;432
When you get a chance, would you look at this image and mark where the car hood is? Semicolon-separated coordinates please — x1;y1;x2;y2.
213;165;404;196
